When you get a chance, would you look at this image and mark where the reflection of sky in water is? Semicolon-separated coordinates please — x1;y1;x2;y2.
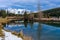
41;24;60;40
4;23;60;40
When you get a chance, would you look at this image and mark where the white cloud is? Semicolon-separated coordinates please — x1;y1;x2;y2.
0;0;37;8
0;0;60;11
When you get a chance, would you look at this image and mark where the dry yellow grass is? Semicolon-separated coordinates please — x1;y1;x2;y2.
0;17;9;23
0;24;5;37
11;30;24;39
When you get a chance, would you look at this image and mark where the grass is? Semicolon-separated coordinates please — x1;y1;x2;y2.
11;30;24;39
0;24;5;38
0;17;8;23
18;31;24;39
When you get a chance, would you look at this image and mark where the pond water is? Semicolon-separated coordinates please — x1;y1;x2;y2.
4;22;60;40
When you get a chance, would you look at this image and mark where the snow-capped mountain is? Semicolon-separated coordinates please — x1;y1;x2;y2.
6;8;31;14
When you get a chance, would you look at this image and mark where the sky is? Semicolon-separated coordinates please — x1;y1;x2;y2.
0;0;60;11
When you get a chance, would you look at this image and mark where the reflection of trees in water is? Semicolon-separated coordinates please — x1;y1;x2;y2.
29;20;42;40
24;20;28;28
29;20;34;29
2;23;6;28
29;20;34;40
24;19;34;40
37;22;42;40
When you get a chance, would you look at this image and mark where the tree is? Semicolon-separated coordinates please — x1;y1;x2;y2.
24;11;28;27
43;7;60;18
0;10;7;18
24;11;28;21
0;10;2;17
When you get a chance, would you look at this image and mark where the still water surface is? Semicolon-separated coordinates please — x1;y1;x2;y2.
4;22;60;40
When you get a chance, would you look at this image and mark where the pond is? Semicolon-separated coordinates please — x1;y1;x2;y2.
4;22;60;40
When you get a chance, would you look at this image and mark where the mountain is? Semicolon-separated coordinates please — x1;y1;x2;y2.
33;7;60;18
43;7;60;18
6;8;31;14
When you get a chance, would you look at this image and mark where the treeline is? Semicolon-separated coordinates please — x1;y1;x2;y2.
0;10;7;18
33;7;60;18
0;10;23;18
0;7;60;18
43;7;60;18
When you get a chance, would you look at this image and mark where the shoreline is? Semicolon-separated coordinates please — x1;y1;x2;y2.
0;29;23;40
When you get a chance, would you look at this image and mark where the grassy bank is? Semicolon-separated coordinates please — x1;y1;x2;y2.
0;24;5;38
0;17;8;23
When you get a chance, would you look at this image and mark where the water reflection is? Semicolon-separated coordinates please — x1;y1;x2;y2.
29;20;34;29
37;22;42;40
23;19;34;40
24;20;28;28
4;21;60;40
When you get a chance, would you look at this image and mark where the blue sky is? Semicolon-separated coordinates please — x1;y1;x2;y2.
0;0;60;11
